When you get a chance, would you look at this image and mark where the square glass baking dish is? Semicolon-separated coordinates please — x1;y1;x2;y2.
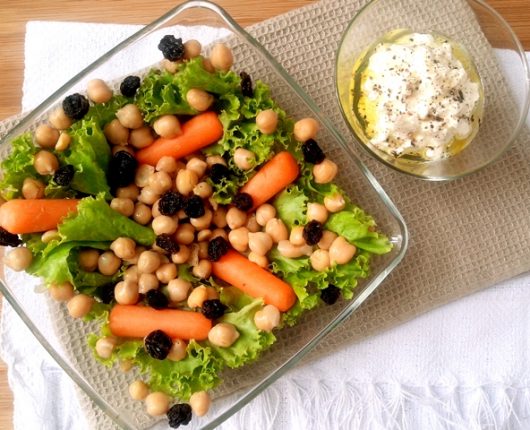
0;1;408;428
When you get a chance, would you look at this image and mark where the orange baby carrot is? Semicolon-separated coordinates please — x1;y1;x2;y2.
0;199;79;234
211;249;296;312
109;305;212;340
240;151;299;210
135;111;223;165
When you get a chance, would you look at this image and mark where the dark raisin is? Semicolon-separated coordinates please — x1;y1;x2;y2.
146;289;169;310
167;403;192;428
96;283;115;305
144;330;172;360
62;93;90;120
120;75;141;98
156;234;180;254
232;193;253;211
158;35;185;61
184;195;205;218
240;71;253;97
53;164;75;186
202;299;227;320
209;163;230;184
159;191;186;216
302;139;326;164
107;151;138;189
320;285;341;305
0;227;22;247
208;236;229;262
303;220;323;245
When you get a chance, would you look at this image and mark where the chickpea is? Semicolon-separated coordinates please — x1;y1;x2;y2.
190;209;212;231
329;236;356;265
98;251;122;276
248;252;268;268
277;240;312;258
104;119;130;145
193;259;212;279
265;218;289;243
205;155;227;167
132;203;151;226
151;199;162;218
67;294;94;318
197;230;212;242
49;107;73;130
310;249;330;272
210;228;228;241
197;241;208;260
35;124;59;148
289;226;306;246
307;203;328;224
227;227;248;252
5;247;33;271
162;59;179;74
138;273;159;294
129;380;149;401
254;304;281;332
171;245;191;264
294;117;319;142
156;156;179;174
246;214;261;233
184;39;202;59
130;126;154;149
256;109;278;135
324;193;346;213
135;165;155;188
248;232;273;256
209;43;233;72
153;115;181;138
116;184;139;201
34;150;59;175
193;182;213;199
186;158;207;178
167;339;188;362
145;392;170;416
175;223;195;245
95;337;117;359
167;278;191;302
79;249;100;272
152;215;178;235
110;197;135;217
119;359;134;373
190;391;211;417
256;204;276;226
110;237;136;260
208;322;239;347
226;207;247;230
138;186;160;205
186;89;214;112
233;148;256;170
212;207;228;228
124;265;139;283
176;169;199;195
70;294;96;321
49;282;74;302
55;132;72;152
187;285;209;308
156;263;177;283
22;178;45;199
114;280;140;305
116;104;144;129
313;159;338;184
137;250;161;274
201;56;215;73
86;78;112;104
317;230;337;250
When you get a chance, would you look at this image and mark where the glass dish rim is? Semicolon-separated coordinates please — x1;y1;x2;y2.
334;0;530;181
0;1;409;428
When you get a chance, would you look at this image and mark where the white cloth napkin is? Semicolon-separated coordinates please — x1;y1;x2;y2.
2;20;530;430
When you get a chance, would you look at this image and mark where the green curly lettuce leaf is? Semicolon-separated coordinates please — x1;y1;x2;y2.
0;133;40;199
273;184;308;229
327;252;372;299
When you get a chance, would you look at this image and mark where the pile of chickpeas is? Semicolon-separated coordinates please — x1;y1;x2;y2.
2;36;357;421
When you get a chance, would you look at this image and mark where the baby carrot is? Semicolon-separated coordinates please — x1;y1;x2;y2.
211;249;296;312
240;151;299;210
0;199;79;234
109;305;212;340
135;111;223;165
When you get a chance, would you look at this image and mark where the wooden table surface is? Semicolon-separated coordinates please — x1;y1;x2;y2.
0;0;528;428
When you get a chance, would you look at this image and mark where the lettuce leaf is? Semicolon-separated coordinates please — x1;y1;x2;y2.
273;185;308;229
0;133;40;199
327;252;371;299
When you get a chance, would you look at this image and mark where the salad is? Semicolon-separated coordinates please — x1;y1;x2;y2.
0;34;392;427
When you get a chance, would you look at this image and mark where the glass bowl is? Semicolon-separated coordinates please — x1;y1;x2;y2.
335;0;530;180
0;1;408;429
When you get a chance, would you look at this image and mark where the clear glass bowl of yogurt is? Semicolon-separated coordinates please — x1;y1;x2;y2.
336;0;530;180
